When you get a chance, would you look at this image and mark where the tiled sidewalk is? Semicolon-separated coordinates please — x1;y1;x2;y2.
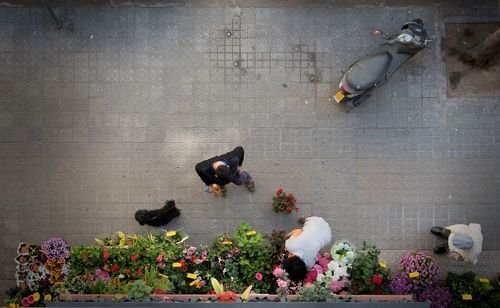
1;1;499;295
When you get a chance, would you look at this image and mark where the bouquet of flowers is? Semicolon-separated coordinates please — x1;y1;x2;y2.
390;251;440;295
316;242;356;295
390;251;452;308
331;241;356;267
272;187;299;214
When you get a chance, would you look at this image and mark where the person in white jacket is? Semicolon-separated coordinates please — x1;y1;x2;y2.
430;223;483;264
284;216;332;281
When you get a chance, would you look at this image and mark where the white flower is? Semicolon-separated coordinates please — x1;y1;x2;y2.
118;274;124;279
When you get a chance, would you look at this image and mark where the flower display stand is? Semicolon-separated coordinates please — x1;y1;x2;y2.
50;294;429;307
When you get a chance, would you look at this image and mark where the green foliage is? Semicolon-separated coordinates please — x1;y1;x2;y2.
297;281;333;301
70;246;101;277
446;271;500;307
265;230;287;266
209;223;273;294
127;280;152;301
347;242;390;295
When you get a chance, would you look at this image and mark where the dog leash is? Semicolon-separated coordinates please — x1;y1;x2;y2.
177;190;205;204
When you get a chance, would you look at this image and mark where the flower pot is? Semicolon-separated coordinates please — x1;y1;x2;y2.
61;293;411;302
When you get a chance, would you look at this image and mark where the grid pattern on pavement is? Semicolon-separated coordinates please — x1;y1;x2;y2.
1;3;500;295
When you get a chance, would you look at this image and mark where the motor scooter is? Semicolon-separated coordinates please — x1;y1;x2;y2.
333;19;429;108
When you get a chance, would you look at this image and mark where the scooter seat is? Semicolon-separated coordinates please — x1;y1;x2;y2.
345;51;393;92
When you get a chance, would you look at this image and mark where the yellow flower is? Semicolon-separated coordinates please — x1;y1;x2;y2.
44;294;52;302
9;303;16;308
33;292;40;301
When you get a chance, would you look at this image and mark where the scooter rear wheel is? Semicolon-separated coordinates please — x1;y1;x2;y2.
413;18;423;25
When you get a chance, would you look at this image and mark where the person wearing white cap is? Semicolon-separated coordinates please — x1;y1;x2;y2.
430;223;483;264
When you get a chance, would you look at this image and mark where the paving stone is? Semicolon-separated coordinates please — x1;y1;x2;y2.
1;2;500;297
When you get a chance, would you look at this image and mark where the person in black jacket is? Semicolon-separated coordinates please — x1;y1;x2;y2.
195;146;255;197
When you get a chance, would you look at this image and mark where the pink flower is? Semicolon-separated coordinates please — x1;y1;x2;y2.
103;252;110;260
22;297;30;307
27;295;35;305
277;279;288;289
276;187;283;194
273;267;285;277
304;270;317;283
255;272;263;281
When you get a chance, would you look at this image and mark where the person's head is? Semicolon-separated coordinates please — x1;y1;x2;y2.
215;165;232;182
283;255;307;282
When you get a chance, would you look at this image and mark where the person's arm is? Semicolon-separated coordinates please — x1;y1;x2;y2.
233;146;244;166
195;161;213;186
286;228;303;239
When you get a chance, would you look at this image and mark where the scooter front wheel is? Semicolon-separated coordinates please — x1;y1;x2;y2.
351;93;371;107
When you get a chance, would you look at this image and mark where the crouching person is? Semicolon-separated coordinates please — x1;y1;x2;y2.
284;216;332;282
431;223;483;264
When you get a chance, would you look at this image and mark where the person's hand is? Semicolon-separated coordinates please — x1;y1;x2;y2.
209;184;222;197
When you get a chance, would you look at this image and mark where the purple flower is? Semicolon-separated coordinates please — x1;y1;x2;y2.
418;287;451;308
42;237;70;260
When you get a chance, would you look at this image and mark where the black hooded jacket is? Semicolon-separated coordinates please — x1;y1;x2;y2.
195;146;245;186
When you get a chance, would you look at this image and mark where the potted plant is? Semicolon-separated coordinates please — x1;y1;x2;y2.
272;187;299;214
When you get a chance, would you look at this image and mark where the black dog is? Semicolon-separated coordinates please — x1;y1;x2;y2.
134;200;181;227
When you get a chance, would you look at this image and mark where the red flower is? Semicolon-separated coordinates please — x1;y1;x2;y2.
131;255;138;261
154;288;168;294
103;252;110;260
123;269;131;275
276;187;283;195
180;259;187;271
287;193;294;198
207;290;217;295
372;274;382;286
156;255;162;263
137;269;143;276
218;291;238;303
191;256;199;264
111;265;119;272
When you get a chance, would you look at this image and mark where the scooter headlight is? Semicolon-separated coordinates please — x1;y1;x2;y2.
397;33;414;44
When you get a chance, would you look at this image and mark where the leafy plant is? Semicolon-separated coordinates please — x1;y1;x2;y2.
347;242;390;295
127;280;152;301
266;230;287;266
297;281;332;301
446;271;499;308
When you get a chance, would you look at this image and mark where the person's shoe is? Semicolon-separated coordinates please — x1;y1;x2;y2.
220;186;227;197
433;244;448;255
431;226;444;236
246;177;255;192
